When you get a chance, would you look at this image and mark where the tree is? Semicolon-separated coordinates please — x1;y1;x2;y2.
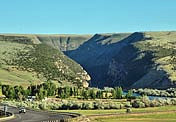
43;90;48;98
14;86;22;100
65;86;70;98
0;82;3;96
70;87;74;96
38;87;44;100
17;91;23;101
57;87;62;98
96;90;103;99
111;89;116;99
2;85;9;97
89;89;96;99
82;89;89;99
58;87;69;99
126;89;133;99
115;87;123;99
8;86;15;99
43;81;56;96
73;87;78;96
60;89;66;99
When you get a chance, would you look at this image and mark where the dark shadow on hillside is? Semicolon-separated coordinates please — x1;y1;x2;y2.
64;32;167;88
131;68;175;89
106;44;154;87
104;38;173;89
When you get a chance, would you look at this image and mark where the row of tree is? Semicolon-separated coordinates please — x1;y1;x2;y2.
1;82;134;100
1;82;56;100
57;86;133;99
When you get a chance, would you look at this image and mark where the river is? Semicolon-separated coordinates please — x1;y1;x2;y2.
123;92;168;100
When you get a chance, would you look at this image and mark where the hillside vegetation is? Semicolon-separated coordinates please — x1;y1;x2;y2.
0;34;90;87
1;32;176;89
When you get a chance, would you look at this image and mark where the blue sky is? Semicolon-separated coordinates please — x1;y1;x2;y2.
0;0;176;34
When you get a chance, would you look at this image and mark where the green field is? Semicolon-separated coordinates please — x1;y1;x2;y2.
56;105;176;115
91;112;176;122
61;106;176;122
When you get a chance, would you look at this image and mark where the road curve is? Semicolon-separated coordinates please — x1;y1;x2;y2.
2;106;72;122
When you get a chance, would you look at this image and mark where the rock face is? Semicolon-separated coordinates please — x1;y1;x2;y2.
66;33;132;87
107;59;127;87
66;32;146;88
64;32;176;89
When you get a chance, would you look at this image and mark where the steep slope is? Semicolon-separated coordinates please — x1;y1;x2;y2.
66;33;141;87
129;32;176;88
0;34;90;87
66;32;176;89
108;32;176;89
36;34;92;51
1;32;176;89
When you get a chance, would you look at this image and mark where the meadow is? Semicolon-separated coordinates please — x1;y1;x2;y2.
68;106;176;122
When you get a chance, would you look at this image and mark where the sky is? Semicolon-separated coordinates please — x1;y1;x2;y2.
0;0;176;34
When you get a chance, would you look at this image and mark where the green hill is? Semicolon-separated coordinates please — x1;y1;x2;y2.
1;32;176;89
0;34;90;87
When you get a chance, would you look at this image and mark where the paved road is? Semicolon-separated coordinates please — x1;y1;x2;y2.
1;106;72;122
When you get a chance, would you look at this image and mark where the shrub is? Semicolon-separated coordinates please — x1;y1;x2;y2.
61;102;69;110
39;103;47;110
125;102;132;108
31;103;39;109
81;102;94;110
132;100;145;108
150;100;160;107
93;101;104;109
170;98;176;105
165;98;172;105
141;96;150;107
157;98;166;106
70;102;82;109
49;103;62;110
103;104;110;109
106;102;121;109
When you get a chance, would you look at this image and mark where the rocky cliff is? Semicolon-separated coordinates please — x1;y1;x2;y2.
65;32;176;89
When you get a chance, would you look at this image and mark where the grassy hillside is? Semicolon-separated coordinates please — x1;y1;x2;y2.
1;32;176;89
130;32;176;88
107;32;176;88
0;41;43;87
0;35;90;87
65;31;176;89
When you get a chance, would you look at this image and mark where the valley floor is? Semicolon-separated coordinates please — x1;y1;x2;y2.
91;111;176;122
56;106;176;122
